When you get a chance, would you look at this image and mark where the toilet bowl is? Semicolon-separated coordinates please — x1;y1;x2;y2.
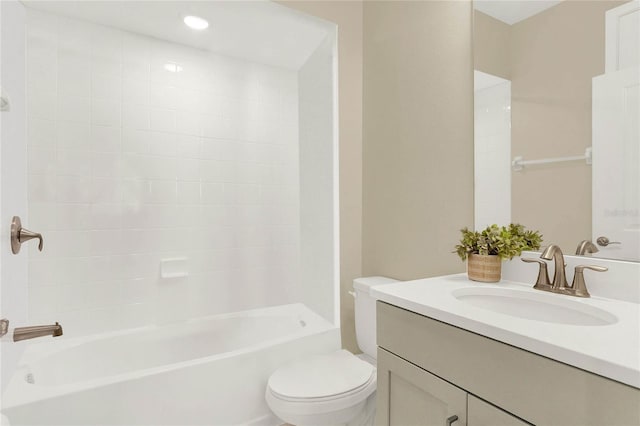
266;350;376;425
265;277;397;426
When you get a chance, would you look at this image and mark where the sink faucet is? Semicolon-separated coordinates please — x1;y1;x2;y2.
13;322;63;342
575;240;599;256
540;245;568;290
523;244;608;298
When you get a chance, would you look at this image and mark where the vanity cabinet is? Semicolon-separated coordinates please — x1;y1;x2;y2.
468;396;529;426
376;348;467;425
376;301;640;426
377;348;528;426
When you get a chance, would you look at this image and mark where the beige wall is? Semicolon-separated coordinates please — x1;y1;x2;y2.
362;1;474;280
475;1;624;252
277;1;363;352
474;10;511;79
281;1;475;350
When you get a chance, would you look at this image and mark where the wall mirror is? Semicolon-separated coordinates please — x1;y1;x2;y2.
473;0;639;262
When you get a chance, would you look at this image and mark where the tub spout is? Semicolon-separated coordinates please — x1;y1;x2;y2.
13;322;63;342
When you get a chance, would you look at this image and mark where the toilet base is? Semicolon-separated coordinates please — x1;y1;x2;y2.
272;393;376;426
345;393;376;426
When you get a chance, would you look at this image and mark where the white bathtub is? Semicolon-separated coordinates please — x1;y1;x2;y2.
1;304;340;425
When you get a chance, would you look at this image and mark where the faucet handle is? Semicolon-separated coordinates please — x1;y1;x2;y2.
521;258;551;288
571;265;608;298
19;228;43;251
10;216;44;254
575;265;608;273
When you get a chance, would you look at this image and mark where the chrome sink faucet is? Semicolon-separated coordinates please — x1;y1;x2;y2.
540;244;568;290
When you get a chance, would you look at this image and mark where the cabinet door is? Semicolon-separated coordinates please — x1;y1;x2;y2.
468;396;530;426
376;348;467;426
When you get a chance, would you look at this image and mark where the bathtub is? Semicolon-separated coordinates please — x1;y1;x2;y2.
1;303;340;425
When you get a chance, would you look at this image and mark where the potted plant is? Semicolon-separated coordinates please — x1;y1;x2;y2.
454;224;543;282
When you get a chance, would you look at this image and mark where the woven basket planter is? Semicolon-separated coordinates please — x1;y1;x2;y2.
467;254;502;283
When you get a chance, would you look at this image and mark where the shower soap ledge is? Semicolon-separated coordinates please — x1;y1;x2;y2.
160;257;189;280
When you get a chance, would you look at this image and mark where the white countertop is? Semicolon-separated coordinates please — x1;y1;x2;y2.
371;274;640;389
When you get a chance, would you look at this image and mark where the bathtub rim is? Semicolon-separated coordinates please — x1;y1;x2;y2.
2;303;338;409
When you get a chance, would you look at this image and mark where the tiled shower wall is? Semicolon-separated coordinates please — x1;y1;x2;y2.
25;11;300;335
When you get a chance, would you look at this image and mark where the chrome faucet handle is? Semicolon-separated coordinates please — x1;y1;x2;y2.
10;216;44;254
521;258;551;289
570;265;608;298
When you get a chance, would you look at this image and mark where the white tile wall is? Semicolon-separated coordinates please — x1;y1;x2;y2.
2;0;29;392
25;10;301;336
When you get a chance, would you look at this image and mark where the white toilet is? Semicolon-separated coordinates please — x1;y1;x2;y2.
265;276;397;426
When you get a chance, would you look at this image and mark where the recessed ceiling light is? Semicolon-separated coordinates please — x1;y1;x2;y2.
164;63;183;73
184;15;209;30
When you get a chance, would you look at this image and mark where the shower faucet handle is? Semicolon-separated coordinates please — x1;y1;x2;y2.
11;216;44;254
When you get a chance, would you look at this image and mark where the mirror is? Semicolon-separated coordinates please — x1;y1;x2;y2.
473;0;640;262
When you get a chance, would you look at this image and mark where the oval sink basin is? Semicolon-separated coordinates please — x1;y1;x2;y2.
452;287;618;326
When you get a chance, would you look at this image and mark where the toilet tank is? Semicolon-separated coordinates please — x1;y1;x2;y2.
353;276;398;360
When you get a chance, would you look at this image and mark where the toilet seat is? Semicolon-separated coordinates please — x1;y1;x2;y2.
266;350;377;420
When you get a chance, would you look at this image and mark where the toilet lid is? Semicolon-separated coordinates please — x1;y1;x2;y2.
268;350;375;399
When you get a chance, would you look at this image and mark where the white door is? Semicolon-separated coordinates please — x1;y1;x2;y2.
605;0;640;73
0;0;29;397
592;66;640;261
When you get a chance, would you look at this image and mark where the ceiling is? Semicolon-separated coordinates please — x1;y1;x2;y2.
23;0;335;70
474;0;564;25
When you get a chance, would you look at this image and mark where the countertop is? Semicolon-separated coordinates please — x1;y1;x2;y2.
371;274;640;389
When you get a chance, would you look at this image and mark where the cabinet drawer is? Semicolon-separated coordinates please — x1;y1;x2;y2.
377;301;640;426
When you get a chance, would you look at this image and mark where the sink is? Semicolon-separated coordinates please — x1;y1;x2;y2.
452;287;618;326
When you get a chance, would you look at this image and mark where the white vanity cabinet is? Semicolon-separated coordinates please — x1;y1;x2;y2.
376;301;640;426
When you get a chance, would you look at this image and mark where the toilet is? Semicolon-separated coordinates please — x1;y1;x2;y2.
265;276;397;426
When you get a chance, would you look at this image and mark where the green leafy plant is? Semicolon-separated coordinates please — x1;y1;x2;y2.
454;224;542;261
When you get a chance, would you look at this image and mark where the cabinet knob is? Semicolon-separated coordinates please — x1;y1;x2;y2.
446;415;459;426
